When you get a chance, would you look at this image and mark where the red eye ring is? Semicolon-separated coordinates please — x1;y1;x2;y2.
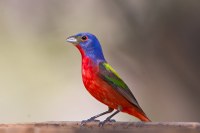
81;35;88;41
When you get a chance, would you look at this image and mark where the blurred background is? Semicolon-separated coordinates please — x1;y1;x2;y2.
0;0;199;123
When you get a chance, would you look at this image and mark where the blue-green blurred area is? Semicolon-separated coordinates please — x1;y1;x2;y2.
0;0;200;123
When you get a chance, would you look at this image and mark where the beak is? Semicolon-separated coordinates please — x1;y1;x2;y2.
66;36;78;43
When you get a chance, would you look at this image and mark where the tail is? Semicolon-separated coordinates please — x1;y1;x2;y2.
125;108;151;122
136;112;151;122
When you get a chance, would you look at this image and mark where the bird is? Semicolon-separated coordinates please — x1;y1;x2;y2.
66;32;151;126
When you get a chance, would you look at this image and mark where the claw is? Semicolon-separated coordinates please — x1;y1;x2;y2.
81;118;100;126
98;121;105;127
108;119;116;122
98;119;116;127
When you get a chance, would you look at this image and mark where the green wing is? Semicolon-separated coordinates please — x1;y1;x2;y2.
98;62;141;108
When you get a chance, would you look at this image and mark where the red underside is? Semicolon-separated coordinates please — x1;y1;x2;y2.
77;45;150;122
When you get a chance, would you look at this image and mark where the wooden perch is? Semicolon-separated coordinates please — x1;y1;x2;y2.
0;121;199;133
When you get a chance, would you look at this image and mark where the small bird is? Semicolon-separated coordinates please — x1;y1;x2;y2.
66;32;151;126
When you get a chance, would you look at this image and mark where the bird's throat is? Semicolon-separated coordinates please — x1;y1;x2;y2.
76;45;85;57
76;45;106;65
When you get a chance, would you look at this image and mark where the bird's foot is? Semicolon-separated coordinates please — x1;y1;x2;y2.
81;117;100;126
108;119;116;122
98;119;116;127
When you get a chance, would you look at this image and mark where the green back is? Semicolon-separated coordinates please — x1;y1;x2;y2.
98;62;141;108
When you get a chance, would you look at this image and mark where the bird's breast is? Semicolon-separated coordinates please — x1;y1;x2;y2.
81;57;134;110
82;57;98;89
81;57;110;103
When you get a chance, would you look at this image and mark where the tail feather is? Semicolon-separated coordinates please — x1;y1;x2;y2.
125;108;151;122
137;112;151;122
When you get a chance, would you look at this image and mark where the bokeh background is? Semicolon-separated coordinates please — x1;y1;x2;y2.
0;0;199;123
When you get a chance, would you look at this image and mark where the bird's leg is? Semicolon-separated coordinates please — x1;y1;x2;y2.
81;107;114;126
99;106;122;127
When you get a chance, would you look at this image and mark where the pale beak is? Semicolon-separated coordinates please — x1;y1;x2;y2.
66;36;78;43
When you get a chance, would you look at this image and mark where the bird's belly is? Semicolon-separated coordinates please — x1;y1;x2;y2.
83;73;133;110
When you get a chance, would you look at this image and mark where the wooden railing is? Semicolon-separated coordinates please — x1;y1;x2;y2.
0;121;199;133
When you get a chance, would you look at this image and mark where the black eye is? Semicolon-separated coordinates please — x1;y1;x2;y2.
81;36;88;41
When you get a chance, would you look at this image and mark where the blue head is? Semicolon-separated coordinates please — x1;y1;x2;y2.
67;32;106;64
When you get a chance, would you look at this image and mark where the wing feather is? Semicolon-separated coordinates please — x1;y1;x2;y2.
98;62;141;109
